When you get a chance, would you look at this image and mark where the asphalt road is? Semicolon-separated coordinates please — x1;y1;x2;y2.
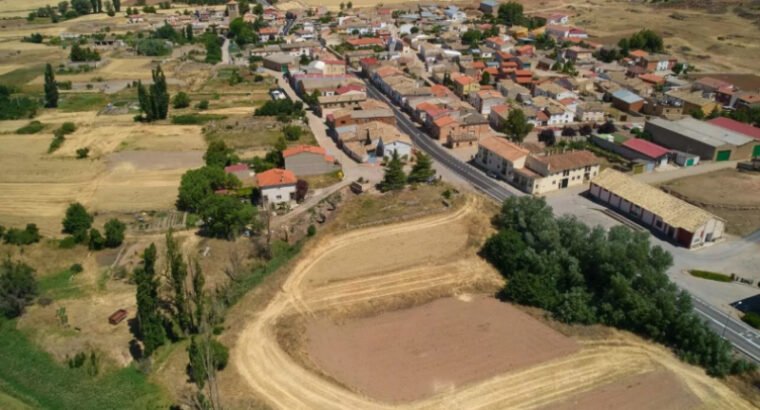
363;77;760;363
365;81;515;202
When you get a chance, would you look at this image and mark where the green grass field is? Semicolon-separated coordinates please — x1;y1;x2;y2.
38;267;86;300
0;65;44;88
0;320;167;409
58;93;109;112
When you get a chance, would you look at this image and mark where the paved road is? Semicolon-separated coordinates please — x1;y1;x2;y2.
365;81;516;202
693;297;760;362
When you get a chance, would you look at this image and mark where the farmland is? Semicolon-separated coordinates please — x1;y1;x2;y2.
228;194;755;409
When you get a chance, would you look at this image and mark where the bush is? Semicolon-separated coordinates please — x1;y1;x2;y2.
172;91;190;109
0;85;38;120
58;236;78;249
69;44;100;62
62;202;92;243
171;113;225;125
4;224;41;245
0;259;37;319
16;121;45;134
742;312;760;330
76;147;89;159
88;228;105;250
60;122;77;134
104;218;126;248
70;263;83;273
689;270;733;282
307;225;316;236
197;100;209;110
48;134;65;153
136;38;171;56
282;125;303;141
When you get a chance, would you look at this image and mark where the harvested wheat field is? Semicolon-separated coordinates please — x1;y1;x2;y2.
231;195;756;409
305;295;580;402
542;368;700;410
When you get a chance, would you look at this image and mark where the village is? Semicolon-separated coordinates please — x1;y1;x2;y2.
1;0;760;408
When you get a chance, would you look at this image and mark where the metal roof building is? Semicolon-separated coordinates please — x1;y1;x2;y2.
644;117;758;161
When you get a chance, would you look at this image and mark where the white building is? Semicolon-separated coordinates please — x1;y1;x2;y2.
256;168;297;205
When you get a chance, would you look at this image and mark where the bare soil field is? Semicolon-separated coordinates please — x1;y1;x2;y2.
542;368;700;410
230;193;755;409
662;169;760;236
106;151;203;171
305;295;580;402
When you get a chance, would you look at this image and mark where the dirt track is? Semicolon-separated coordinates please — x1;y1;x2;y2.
232;199;756;409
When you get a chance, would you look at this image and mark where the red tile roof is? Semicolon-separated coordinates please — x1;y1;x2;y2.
430;84;452;97
224;163;250;173
638;73;665;85
454;75;477;86
708;117;760;141
282;145;326;158
347;37;384;47
336;84;365;94
622;138;669;159
629;49;649;58
434;116;458;128
256;168;297;187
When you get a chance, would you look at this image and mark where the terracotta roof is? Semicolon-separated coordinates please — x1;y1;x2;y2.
347;37;384;47
536;150;599;172
336;84;365;94
638;73;665;85
490;104;510;116
434;116;458;128
454;75;477;86
592;168;722;233
622;138;669;159
282;145;326;158
430;84;452;97
256;168;297;188
259;27;278;34
479;136;529;161
224;163;250;173
708;117;760;141
629;49;649;58
514;70;532;77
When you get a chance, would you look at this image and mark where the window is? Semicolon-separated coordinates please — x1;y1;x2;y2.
655;219;662;228
563;170;570;176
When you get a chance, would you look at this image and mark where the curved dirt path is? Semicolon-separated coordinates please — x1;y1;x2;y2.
232;199;755;409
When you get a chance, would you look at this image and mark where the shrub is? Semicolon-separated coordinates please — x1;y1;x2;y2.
197;100;209;110
16;121;45;134
689;270;733;282
48;134;65;153
3;224;41;245
104;219;125;247
62;202;92;243
70;263;83;273
0;259;37;318
59;122;77;134
282;125;303;141
172;91;190;109
171;113;225;125
307;224;316;236
76;147;89;159
742;312;760;330
58;236;77;249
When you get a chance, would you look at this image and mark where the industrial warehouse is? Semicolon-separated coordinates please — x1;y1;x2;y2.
588;169;725;249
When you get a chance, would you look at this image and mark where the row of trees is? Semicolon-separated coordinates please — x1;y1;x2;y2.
496;2;546;29
0;84;37;120
61;202;125;249
136;65;169;122
28;0;119;22
0;258;37;319
379;151;436;192
0;224;41;246
482;196;755;377
69;44;101;62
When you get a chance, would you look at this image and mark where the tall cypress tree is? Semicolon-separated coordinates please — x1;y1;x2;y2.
43;63;58;108
137;80;154;121
166;231;191;333
135;244;166;357
113;0;120;12
150;65;169;120
185;24;194;42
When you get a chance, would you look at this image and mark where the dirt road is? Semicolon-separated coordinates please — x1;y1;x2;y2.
232;199;755;409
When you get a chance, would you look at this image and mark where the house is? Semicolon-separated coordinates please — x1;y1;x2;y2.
564;46;593;63
588;169;724;249
545;25;588;40
258;27;279;41
485;36;511;52
575;102;606;123
476;136;530;180
335;121;408;163
707;117;760;158
477;136;600;194
452;74;480;98
283;145;341;176
665;90;719;117
447;111;491;148
327;107;395;128
471;90;505;115
621;138;670;167
638;53;677;73
736;93;760;111
533;82;575;101
346;37;385;49
256;168;297;205
497;80;530;101
431;115;459;141
610;89;644;113
489;104;511;130
263;53;298;72
644;117;756;161
224;163;255;186
377;135;413;159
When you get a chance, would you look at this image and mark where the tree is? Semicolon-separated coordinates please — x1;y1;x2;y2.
112;0;120;12
62;202;93;243
104;218;125;247
480;71;491;86
134;244;166;357
4;224;41;245
689;109;705;120
71;0;91;15
136;81;154;121
461;29;483;46
561;126;577;137
347;1;352;8
380;150;406;192
498;1;524;26
177;166;240;212
598;120;617;134
204;140;235;168
502;108;533;143
150;65;169;120
88;228;105;250
58;1;69;14
69;44;100;62
204;35;222;64
44;63;58;108
187;336;228;388
184;24;193;42
198;195;256;239
579;124;593;136
538;128;556;146
166;231;191;333
295;179;308;202
172;91;191;109
407;152;435;183
0;258;37;319
339;2;344;10
282;125;303;141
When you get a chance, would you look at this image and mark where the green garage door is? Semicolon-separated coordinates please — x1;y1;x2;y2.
753;145;760;158
716;150;731;161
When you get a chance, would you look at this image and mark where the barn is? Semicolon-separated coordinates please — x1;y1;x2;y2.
588;169;724;249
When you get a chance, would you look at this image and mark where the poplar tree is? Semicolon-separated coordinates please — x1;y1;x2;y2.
44;63;58;108
135;244;166;356
166;231;191;333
